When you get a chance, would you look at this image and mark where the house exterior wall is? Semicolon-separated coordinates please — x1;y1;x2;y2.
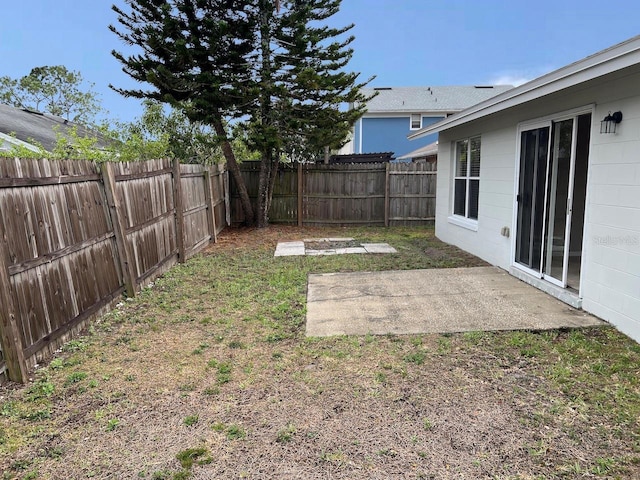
434;64;640;342
356;115;441;157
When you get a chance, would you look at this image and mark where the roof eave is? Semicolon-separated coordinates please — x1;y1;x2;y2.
408;34;640;140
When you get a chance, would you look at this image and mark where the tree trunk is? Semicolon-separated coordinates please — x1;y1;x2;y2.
255;150;273;228
254;0;274;229
212;117;254;226
266;153;279;214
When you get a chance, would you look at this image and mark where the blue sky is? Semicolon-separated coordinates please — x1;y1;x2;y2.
1;0;639;124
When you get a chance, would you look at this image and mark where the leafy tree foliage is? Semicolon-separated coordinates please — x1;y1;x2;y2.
0;99;259;165
110;0;371;226
0;66;102;125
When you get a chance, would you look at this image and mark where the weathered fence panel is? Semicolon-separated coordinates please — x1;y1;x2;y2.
180;164;210;259
303;163;387;225
388;161;437;226
230;161;436;226
0;158;124;378
208;165;227;239
0;158;228;384
112;160;178;286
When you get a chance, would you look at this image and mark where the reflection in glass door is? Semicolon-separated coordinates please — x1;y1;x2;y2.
515;126;549;272
544;119;574;284
515;113;591;290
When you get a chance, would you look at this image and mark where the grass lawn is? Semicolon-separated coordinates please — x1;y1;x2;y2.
1;225;639;479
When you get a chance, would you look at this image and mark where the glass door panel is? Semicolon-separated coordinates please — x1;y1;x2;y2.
515;126;549;271
544;119;574;285
514;113;590;291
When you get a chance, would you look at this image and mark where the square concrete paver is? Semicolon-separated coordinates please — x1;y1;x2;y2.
274;241;306;257
306;267;604;337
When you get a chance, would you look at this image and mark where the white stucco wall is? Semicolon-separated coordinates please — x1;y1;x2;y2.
434;65;640;342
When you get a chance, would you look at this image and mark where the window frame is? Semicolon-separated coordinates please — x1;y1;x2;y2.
410;113;422;130
452;135;481;223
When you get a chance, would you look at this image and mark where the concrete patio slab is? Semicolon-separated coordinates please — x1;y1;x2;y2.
306;266;605;337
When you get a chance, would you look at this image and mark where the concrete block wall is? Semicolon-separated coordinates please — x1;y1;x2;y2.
581;90;640;341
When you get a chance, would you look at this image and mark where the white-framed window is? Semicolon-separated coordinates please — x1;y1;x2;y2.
453;136;481;220
410;113;422;130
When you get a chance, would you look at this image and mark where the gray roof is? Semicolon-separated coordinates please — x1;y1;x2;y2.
362;85;514;113
0;103;108;152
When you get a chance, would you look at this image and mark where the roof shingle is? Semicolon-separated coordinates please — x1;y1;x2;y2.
362;85;514;113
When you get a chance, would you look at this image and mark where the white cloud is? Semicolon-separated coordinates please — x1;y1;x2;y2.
491;75;531;87
488;65;557;87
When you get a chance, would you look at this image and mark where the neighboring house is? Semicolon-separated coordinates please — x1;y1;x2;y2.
344;85;513;159
409;35;640;343
0;103;108;153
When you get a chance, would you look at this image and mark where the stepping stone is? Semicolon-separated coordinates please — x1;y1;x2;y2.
274;241;305;257
362;243;397;254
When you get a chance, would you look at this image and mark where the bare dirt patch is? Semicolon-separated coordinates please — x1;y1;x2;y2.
1;226;638;479
304;239;361;250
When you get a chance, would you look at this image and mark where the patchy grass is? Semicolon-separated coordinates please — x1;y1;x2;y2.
0;225;638;479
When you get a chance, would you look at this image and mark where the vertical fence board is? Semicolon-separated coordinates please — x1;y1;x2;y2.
0;226;28;383
102;162;136;297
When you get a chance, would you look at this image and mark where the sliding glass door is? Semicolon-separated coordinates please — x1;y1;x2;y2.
515;113;591;289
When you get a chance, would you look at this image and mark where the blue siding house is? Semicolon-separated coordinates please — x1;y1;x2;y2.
344;86;513;159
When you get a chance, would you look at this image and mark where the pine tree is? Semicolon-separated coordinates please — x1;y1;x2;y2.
111;0;371;227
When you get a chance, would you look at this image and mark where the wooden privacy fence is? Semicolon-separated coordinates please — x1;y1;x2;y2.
0;158;227;384
230;161;436;226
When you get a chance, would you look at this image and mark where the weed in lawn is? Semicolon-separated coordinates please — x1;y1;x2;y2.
378;448;398;457
49;358;64;370
203;386;220;396
211;422;225;432
423;418;433;430
26;379;55;401
183;415;199;427
404;350;427;365
191;343;209;355
276;423;297;443
63;340;88;352
437;336;452;354
228;340;245;349
225;425;246;440
106;419;120;431
215;362;232;385
526;440;549;457
174;447;212;480
319;450;346;465
20;407;51;421
64;371;87;386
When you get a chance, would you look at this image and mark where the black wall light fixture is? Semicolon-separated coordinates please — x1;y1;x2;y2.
600;111;623;134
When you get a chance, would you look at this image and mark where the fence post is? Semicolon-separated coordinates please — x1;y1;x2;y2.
0;225;29;383
384;162;390;227
223;167;231;227
203;168;218;243
297;162;303;227
101;162;137;298
173;159;186;262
